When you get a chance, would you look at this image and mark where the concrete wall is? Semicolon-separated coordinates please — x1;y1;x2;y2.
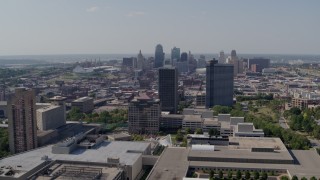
218;114;230;122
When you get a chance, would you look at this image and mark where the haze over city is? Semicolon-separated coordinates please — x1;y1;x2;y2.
1;0;320;55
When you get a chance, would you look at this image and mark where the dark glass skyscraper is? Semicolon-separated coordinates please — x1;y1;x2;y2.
154;44;165;68
158;67;178;113
180;52;188;62
206;59;234;108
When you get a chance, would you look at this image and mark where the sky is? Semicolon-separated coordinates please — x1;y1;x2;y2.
0;0;319;56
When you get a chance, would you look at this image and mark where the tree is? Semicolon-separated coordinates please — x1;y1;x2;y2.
291;175;298;180
209;170;215;179
209;128;219;138
185;127;191;134
261;172;268;180
289;107;302;115
301;177;307;180
195;128;203;134
253;171;260;180
176;129;183;141
245;171;250;179
310;176;317;180
218;170;223;178
280;176;289;180
236;170;242;179
227;170;232;179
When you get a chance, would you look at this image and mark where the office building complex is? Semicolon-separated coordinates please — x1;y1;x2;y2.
171;46;180;61
36;105;66;131
154;44;165;68
123;57;137;68
8;88;37;154
206;59;234;108
158;67;178;113
71;96;94;113
128;95;161;134
248;58;270;72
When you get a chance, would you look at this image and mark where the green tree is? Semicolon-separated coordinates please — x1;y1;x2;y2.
245;171;250;179
301;177;307;180
209;128;219;138
176;129;184;141
227;170;232;179
310;176;317;180
280;176;289;180
218;170;223;178
195;128;203;134
236;170;242;179
261;172;268;180
185;127;191;134
209;170;215;179
253;171;260;180
291;175;298;180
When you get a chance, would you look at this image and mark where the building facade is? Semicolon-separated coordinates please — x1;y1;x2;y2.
36;105;66;131
8;88;37;153
171;46;180;61
206;59;234;108
128;96;161;134
154;44;165;68
158;67;178;113
248;58;270;72
71;97;94;113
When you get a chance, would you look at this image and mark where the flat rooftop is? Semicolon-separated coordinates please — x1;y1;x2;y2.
36;105;61;112
0;141;150;179
72;97;92;102
147;148;189;180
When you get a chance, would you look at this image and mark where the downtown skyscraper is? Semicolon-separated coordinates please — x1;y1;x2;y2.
158;67;178;113
154;44;165;68
8;88;37;154
206;59;234;108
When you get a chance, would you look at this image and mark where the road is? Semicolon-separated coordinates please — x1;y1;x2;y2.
279;116;289;129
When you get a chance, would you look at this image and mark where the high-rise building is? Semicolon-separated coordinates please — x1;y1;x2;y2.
137;50;145;70
233;59;244;76
180;52;188;62
248;58;270;72
188;51;197;72
123;57;137;68
197;55;206;68
218;51;225;64
154;44;165;68
8;88;37;154
206;59;234;108
171;47;180;61
158;67;178;113
128;94;160;134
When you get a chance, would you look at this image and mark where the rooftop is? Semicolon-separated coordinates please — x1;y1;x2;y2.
72;97;93;102
36;105;61;112
0;141;150;179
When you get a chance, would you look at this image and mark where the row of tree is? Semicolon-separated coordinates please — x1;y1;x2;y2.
236;93;274;102
209;170;268;180
67;107;128;124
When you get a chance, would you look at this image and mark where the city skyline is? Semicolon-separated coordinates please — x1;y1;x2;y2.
0;0;320;56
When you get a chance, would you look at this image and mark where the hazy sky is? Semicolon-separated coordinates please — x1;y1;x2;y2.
0;0;319;55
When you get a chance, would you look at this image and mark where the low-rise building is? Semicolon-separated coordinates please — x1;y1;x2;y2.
71;96;94;113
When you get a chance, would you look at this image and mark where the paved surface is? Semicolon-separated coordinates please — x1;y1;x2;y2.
279;116;289;129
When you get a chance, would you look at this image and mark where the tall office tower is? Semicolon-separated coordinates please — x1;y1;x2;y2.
8;88;37;154
218;51;225;64
137;50;145;70
188;51;197;72
154;44;165;68
171;47;180;62
180;52;188;62
197;55;206;68
233;59;244;76
247;58;270;72
123;57;137;68
128;95;160;134
206;59;234;108
231;50;237;60
158;67;178;113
